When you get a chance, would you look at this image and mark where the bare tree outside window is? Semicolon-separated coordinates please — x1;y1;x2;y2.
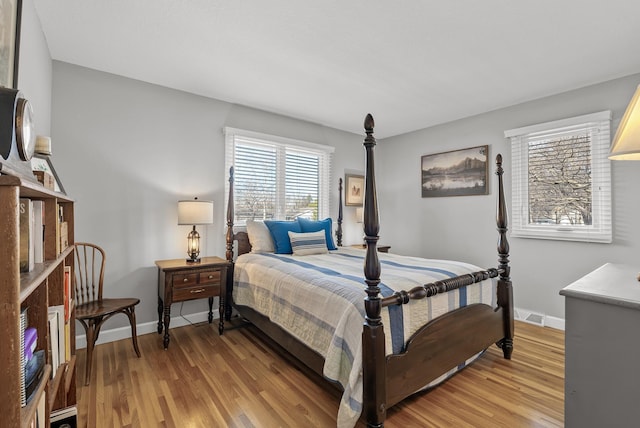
528;134;592;226
506;111;612;243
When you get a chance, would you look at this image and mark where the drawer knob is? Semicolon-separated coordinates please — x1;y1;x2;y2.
208;275;214;279
183;278;188;283
191;288;205;294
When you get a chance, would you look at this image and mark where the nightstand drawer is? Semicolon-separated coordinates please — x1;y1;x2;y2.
199;270;221;285
173;273;198;287
173;283;220;301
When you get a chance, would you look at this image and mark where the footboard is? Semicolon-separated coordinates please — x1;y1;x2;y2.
360;115;513;427
385;303;504;407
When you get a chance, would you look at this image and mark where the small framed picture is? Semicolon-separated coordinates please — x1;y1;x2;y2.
31;155;66;194
345;174;364;206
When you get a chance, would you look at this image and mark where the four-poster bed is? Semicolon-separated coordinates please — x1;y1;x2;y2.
222;114;513;427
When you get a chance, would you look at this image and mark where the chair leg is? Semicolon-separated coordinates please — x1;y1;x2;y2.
126;306;141;358
82;319;98;386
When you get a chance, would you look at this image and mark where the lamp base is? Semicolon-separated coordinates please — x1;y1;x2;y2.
186;257;201;263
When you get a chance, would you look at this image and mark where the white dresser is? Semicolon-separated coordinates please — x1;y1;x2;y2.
560;263;640;428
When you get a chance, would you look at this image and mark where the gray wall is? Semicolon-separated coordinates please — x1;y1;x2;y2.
15;0;52;136
378;73;640;321
50;62;364;331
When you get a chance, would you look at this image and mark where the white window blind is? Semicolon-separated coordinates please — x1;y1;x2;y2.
505;111;612;243
224;127;334;225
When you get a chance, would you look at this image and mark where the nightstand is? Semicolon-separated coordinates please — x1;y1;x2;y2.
349;244;391;253
155;256;230;349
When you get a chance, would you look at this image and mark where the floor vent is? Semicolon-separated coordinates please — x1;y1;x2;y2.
514;308;545;327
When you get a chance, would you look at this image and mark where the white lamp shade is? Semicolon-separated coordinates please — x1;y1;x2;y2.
178;200;214;225
609;84;640;160
355;207;363;223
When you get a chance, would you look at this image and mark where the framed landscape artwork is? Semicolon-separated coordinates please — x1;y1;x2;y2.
421;145;489;197
345;174;364;206
0;0;23;88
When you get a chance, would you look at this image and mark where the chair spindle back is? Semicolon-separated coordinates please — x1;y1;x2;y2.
74;242;106;305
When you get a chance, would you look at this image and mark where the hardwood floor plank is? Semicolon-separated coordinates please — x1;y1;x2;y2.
77;321;563;427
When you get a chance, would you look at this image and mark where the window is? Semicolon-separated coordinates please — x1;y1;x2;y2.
224;127;334;225
505;111;612;243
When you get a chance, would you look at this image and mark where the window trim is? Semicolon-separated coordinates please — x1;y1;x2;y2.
224;127;334;226
505;111;612;243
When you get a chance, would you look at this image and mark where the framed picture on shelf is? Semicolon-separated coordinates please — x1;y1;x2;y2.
345;173;364;206
421;145;489;198
0;0;23;88
31;155;66;194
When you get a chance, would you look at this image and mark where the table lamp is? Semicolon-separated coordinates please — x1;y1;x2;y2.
609;84;640;280
609;84;640;161
178;198;213;263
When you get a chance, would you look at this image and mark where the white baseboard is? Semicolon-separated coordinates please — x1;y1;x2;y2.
514;306;565;331
76;310;216;349
77;306;566;349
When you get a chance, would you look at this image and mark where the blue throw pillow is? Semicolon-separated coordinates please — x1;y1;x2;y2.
297;217;337;250
264;220;302;254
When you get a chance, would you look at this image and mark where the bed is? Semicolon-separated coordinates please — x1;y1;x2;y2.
222;114;513;428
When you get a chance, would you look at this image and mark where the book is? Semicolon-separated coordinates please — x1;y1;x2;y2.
19;198;34;272
64;322;71;362
24;350;45;404
24;327;37;362
59;221;69;252
50;406;77;428
64;265;71;322
49;305;66;365
20;308;28;407
48;311;60;377
32;200;44;264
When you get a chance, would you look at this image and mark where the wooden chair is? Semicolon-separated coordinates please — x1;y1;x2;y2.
73;242;141;385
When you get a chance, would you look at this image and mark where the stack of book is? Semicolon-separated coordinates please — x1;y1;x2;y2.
20;311;45;406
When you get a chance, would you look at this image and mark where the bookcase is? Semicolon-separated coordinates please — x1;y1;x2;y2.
0;173;76;427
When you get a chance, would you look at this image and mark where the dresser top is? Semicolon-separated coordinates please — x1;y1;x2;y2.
560;263;640;309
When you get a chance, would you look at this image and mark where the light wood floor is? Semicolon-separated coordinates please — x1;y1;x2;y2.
76;320;564;427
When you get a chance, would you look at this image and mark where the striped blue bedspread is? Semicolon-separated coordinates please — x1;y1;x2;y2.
233;247;496;427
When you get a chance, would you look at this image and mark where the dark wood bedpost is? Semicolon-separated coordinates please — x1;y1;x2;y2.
336;177;343;246
495;154;514;359
221;166;235;330
361;114;386;428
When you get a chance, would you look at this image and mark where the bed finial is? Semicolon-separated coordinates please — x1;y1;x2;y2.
364;113;375;133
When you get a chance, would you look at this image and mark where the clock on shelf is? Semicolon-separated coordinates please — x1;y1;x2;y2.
0;86;39;180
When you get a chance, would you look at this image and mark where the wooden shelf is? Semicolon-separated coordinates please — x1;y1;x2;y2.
19;246;74;303
0;173;76;426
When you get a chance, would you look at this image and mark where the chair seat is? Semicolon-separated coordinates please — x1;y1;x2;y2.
76;298;141;320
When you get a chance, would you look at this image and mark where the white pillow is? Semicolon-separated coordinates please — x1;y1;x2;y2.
288;230;328;256
246;219;275;253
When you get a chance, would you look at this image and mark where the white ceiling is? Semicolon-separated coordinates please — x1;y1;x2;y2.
33;1;640;138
